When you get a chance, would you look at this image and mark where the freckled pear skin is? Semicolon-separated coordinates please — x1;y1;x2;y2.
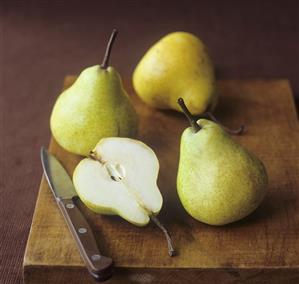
177;118;268;225
50;30;138;156
50;66;138;156
133;32;217;114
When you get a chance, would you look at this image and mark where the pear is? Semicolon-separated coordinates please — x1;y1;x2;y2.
50;30;138;156
177;98;268;225
133;32;217;115
73;137;175;256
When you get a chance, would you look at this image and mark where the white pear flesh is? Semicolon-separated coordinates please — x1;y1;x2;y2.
73;138;163;226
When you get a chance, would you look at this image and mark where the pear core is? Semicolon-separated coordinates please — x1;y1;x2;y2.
104;162;126;181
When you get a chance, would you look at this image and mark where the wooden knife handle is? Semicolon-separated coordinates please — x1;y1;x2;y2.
57;197;113;281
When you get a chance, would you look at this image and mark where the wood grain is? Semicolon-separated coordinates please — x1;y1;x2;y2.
23;78;299;283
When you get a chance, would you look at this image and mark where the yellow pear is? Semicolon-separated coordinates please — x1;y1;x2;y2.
133;32;217;114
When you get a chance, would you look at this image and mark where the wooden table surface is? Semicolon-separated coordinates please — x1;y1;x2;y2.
23;77;299;283
1;1;299;283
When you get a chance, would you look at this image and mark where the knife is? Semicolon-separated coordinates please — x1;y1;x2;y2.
40;147;113;281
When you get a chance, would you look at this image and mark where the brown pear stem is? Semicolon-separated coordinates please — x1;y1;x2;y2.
89;151;98;161
150;215;176;257
201;112;245;135
177;98;201;133
88;151;104;164
100;29;118;69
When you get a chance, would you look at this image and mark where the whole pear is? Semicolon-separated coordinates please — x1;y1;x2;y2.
50;30;138;156
177;98;268;225
133;32;217;114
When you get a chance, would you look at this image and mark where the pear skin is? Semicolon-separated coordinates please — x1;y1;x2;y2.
177;119;268;225
51;66;138;156
133;32;217;114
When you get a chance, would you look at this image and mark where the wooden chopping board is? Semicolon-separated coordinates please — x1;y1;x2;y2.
23;78;299;284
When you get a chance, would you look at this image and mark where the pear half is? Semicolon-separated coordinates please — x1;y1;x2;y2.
73;137;162;225
73;137;175;256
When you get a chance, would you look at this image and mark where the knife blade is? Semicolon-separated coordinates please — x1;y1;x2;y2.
40;147;113;281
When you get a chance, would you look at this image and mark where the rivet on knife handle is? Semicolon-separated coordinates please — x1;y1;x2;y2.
58;198;113;281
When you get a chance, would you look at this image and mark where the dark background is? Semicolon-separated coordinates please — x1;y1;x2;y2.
1;0;298;283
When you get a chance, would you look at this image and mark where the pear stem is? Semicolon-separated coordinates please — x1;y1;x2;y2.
150;215;176;257
177;98;201;132
88;151;104;164
197;112;245;135
100;29;118;69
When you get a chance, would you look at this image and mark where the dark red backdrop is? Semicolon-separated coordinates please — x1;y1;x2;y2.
1;0;298;283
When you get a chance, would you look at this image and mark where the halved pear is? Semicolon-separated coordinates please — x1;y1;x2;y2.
73;137;175;256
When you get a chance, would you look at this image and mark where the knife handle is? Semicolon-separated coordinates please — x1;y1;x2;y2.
57;197;113;281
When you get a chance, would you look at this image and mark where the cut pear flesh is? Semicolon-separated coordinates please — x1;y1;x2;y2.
73;138;175;256
73;138;163;226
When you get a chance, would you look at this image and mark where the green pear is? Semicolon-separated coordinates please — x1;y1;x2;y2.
177;98;268;225
50;30;138;156
73;137;175;256
133;32;217;114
